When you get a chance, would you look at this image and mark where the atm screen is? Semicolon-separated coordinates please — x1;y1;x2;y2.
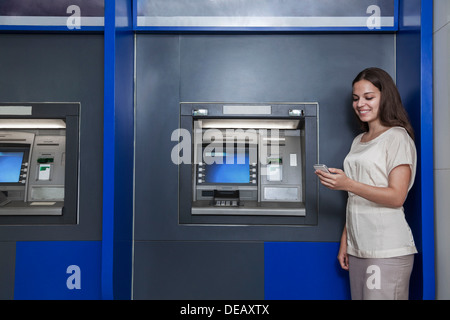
0;151;24;183
203;148;250;184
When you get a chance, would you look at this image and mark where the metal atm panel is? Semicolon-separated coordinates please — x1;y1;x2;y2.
0;103;79;224
177;102;318;226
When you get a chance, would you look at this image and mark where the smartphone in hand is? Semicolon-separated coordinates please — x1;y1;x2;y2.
313;164;330;173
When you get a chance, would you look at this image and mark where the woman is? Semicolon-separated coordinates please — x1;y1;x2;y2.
315;67;417;300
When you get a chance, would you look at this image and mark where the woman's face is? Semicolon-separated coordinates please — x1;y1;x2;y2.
352;79;381;125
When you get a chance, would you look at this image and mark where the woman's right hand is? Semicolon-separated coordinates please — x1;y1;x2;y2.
338;245;349;271
338;227;349;270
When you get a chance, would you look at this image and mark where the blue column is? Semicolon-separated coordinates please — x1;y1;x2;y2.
396;0;435;300
102;0;134;300
419;0;435;300
102;0;116;300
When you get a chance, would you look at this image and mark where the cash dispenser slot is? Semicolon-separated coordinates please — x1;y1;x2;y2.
213;190;240;207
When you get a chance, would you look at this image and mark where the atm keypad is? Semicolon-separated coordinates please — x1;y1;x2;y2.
214;200;238;207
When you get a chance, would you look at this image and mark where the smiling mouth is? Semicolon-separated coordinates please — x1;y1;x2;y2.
358;109;370;114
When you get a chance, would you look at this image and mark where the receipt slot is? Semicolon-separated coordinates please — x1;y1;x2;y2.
0;103;79;224
177;103;318;226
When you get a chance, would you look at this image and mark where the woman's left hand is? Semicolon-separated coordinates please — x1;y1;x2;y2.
315;168;351;191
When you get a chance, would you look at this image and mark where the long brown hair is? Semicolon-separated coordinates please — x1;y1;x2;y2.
352;67;414;140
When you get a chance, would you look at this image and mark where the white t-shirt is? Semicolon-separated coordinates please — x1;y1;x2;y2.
343;126;418;258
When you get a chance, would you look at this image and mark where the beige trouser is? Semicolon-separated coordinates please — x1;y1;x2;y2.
348;254;414;300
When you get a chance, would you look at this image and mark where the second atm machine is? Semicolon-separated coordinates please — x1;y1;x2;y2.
178;102;318;226
0;103;79;224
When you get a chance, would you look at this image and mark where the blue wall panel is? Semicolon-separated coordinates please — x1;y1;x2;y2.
264;242;350;300
14;241;102;300
102;0;135;300
396;0;435;299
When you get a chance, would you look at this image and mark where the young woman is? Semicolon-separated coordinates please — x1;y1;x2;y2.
315;67;417;300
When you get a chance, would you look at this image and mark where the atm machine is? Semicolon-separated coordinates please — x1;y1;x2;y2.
0;103;79;224
177;102;318;226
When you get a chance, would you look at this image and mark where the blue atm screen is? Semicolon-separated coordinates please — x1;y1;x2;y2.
0;152;24;183
204;150;250;184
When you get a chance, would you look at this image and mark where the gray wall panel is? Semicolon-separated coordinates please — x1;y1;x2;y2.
0;242;15;299
134;35;181;238
134;33;395;242
133;33;394;299
0;34;104;240
133;241;264;300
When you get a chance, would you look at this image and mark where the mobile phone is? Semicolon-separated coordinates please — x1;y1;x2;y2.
314;164;330;173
